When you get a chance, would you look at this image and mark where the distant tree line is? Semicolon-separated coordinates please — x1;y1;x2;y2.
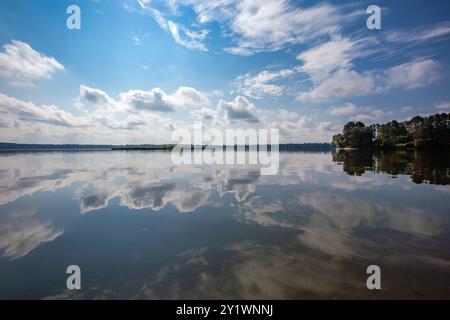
332;112;450;148
0;143;173;150
278;143;335;151
0;142;336;152
0;143;112;150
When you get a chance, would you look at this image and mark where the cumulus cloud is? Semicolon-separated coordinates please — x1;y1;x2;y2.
79;85;210;114
120;88;177;112
190;107;220;121
173;87;211;108
218;96;259;123
120;86;210;112
0;81;214;144
0;92;179;143
0;40;64;87
0;93;91;128
80;85;115;106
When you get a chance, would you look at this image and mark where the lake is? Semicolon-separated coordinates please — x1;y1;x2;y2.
0;150;449;299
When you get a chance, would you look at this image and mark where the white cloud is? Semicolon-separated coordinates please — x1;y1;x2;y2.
79;85;210;114
220;0;360;55
0;93;91;128
349;109;387;123
79;85;129;116
278;116;314;130
137;0;208;51
80;85;116;106
233;68;294;98
277;109;301;121
190;107;220;121
77;85;211;133
0;40;64;87
385;21;450;43
401;106;413;113
274;115;339;143
297;36;366;83
135;0;360;55
228;21;445;102
218;96;259;123
183;0;236;24
0;91;180;143
297;69;376;102
297;58;442;102
120;88;178;112
172;86;211;109
329;102;391;123
329;103;358;117
167;21;208;51
435;101;450;111
383;59;441;90
223;47;254;56
0;89;343;144
230;35;375;99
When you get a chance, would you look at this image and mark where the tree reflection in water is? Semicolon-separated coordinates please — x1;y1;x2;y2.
333;149;450;185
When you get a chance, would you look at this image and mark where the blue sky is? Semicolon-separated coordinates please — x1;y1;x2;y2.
0;0;449;144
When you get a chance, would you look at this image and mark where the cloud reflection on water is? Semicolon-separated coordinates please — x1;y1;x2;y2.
0;151;449;299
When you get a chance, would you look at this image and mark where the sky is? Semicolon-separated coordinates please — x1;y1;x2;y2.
0;0;449;144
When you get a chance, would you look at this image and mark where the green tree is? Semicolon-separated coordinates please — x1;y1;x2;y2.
332;122;373;148
332;112;450;149
378;120;410;147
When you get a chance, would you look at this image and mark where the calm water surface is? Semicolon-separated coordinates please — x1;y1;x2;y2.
0;150;449;299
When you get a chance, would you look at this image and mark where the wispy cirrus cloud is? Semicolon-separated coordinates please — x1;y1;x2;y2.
233;68;296;99
296;35;369;83
200;0;361;55
297;58;442;102
137;0;208;51
297;69;377;102
133;0;361;55
384;21;450;44
167;21;208;51
229;16;448;102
